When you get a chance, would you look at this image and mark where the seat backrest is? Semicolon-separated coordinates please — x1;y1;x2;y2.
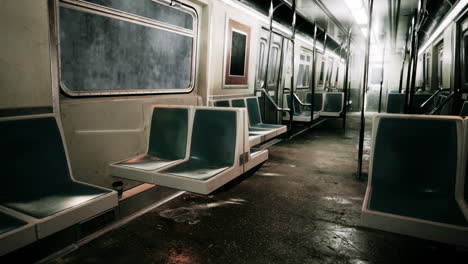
148;107;188;160
246;97;263;126
284;94;300;115
190;109;237;166
460;101;468;116
323;93;343;113
214;100;230;107
306;92;323;111
0;116;73;198
371;116;461;198
231;99;246;108
386;93;405;113
465;118;468;202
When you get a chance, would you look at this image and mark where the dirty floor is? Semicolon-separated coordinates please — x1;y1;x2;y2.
51;116;468;264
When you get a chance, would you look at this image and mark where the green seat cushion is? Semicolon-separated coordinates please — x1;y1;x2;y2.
285;94;301;115
214;100;230;107
148;108;188;160
164;159;229;180
246;98;264;127
305;93;323;112
0;117;111;219
2;182;110;219
323;93;343;113
231;99;245;108
0;211;27;235
249;127;270;132
386;93;405;113
252;123;284;130
369;117;464;226
161;109;237;180
117;155;178;171
370;190;467;226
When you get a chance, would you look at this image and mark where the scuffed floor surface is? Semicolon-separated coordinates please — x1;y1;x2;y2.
52;117;468;264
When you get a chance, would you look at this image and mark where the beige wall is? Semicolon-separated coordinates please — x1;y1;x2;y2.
0;0;52;109
207;0;261;98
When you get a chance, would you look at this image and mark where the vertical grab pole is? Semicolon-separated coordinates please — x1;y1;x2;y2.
378;43;386;113
309;22;318;127
342;29;352;130
409;3;426;112
404;14;416;113
263;1;275;125
398;25;410;93
357;0;374;180
323;31;328;90
289;0;296;132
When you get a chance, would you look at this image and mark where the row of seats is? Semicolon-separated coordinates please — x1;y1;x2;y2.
0;115;118;256
361;114;468;247
386;92;443;114
284;92;345;122
210;97;287;146
110;106;268;194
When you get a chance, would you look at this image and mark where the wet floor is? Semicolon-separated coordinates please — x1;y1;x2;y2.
51;116;468;264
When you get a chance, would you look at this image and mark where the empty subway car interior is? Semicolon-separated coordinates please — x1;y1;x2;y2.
2;0;468;262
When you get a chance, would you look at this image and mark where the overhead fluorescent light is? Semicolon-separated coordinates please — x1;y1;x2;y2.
344;0;368;25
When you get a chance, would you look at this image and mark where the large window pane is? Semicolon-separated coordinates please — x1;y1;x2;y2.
59;4;194;95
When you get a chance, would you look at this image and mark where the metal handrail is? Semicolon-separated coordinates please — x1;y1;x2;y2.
256;88;290;112
293;93;311;107
419;88;451;109
428;89;468;115
428;90;458;115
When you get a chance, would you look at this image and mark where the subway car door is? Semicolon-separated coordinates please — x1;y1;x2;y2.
256;28;284;124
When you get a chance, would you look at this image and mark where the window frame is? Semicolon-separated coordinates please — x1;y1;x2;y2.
54;0;199;97
437;43;444;89
296;48;312;89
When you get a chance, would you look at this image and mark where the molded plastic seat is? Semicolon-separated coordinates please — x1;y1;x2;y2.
246;97;287;139
305;92;323;112
0;210;36;256
0;115;117;239
163;109;236;180
320;92;343;117
361;115;468;247
110;107;189;181
386;93;405;113
460;101;468;116
150;107;246;194
109;106;267;194
284;94;320;122
231;98;263;146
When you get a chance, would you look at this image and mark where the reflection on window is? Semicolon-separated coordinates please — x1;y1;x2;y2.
335;65;340;87
229;31;247;76
370;66;382;85
318;59;325;86
297;49;312;88
59;0;196;96
424;53;430;89
437;43;443;88
256;41;266;87
326;58;334;88
267;45;280;85
465;35;468;83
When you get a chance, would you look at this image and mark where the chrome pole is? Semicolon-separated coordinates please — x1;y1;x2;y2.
289;0;296;132
309;22;318;127
357;0;374;180
342;28;352;130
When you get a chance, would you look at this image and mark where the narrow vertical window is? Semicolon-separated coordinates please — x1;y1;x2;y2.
224;19;251;87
